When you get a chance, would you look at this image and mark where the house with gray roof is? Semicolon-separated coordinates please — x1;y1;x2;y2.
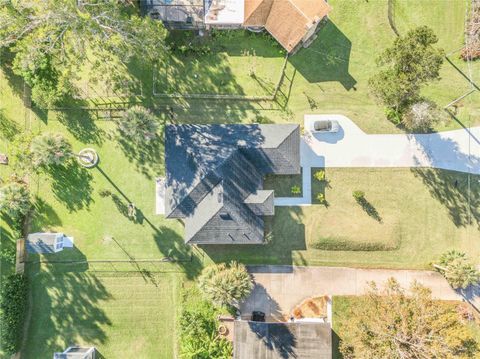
164;124;300;244
234;321;332;359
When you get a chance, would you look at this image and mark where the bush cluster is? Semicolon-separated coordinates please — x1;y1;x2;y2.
0;274;28;355
179;302;232;358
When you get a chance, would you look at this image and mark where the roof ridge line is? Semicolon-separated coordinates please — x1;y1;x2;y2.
285;0;310;21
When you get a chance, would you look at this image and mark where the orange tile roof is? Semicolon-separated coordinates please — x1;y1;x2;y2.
244;0;332;52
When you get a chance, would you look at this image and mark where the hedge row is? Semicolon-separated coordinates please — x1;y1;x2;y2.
311;237;399;251
1;274;28;354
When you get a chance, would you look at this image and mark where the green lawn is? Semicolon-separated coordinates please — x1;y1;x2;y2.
1;0;480;356
24;269;180;358
203;168;480;269
264;170;303;197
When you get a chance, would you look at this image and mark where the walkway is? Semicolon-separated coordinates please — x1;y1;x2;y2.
240;265;479;321
275;115;480;206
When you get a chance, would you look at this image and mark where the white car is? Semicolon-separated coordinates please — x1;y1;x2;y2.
307;119;340;133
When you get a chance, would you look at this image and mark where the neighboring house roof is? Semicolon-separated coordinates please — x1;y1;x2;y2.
234;321;332;359
165;124;300;244
244;0;331;52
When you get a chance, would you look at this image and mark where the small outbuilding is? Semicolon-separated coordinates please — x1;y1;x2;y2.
26;232;74;254
53;346;95;359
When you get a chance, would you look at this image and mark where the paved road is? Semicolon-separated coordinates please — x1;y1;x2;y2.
275;115;480;206
240;265;478;321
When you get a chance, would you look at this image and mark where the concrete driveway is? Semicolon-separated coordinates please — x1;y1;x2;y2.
274;115;480;206
302;114;480;172
240;266;469;322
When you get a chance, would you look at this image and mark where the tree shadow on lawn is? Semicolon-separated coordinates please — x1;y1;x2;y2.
48;161;94;212
289;21;357;91
411;168;480;228
54;105;105;145
31;196;63;229
199;206;306;266
116;132;163;181
25;250;112;358
355;197;382;223
0;109;20;141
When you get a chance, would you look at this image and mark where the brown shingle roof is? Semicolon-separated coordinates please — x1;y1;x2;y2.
244;0;273;26
243;0;331;52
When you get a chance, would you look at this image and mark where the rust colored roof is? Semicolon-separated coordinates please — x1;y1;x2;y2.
244;0;331;52
244;0;273;26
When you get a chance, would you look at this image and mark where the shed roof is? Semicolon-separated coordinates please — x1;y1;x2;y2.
234;321;332;359
26;233;62;254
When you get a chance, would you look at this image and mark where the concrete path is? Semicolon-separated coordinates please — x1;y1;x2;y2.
240;265;478;321
155;177;165;215
274;115;480;206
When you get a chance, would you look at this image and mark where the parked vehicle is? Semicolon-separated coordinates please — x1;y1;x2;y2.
307;119;340;133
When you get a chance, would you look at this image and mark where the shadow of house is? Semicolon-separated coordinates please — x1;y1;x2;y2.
199;206;306;265
289;21;356;90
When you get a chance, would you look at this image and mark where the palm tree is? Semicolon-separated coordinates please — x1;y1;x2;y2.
117;106;158;143
434;250;480;289
197;261;253;308
30;132;72;167
0;182;30;218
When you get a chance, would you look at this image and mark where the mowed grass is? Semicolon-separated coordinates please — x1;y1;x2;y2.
166;0;479;133
202;168;480;269
156;31;286;96
24;270;180;358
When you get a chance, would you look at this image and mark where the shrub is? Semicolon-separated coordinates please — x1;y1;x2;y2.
30;132;72;168
291;185;301;195
436;250;480;289
352;190;365;202
179;303;232;359
313;170;325;182
402;101;439;131
316;193;326;204
0;274;28;355
117;106;158;143
197;261;253;308
0;182;30;219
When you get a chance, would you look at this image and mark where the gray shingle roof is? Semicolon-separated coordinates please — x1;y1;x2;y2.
26;233;61;254
165;124;300;244
234;321;332;359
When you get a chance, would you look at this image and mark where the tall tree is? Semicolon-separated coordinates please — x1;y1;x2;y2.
117;106;159;143
339;278;479;359
369;26;444;111
0;182;30;218
0;1;166;107
30;132;72;168
435;250;480;289
198;261;253;308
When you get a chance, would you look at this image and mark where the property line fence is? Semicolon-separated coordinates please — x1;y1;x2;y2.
152;53;290;101
24;256;194;274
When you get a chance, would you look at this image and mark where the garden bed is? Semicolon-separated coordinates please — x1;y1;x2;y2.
264;169;303;198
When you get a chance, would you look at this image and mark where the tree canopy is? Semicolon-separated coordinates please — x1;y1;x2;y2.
436;250;480;289
118;106;159;143
339;278;479;359
0;181;30;218
0;1;167;107
30;132;72;168
369;26;444;111
197;261;253;308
